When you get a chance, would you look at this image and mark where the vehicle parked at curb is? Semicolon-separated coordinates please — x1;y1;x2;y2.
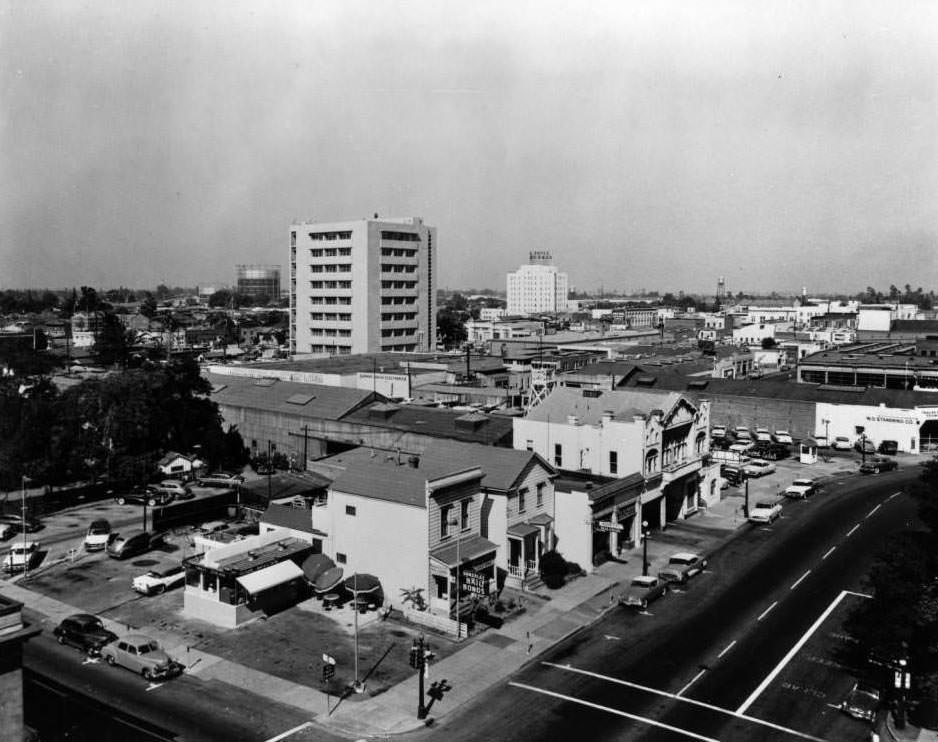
840;681;880;722
99;634;183;681
658;553;708;585
83;519;112;551
860;457;898;474
748;500;783;523
743;459;776;478
773;430;793;444
720;464;747;487
3;541;40;573
106;531;162;560
53;613;117;656
196;472;244;488
754;428;772;442
784;478;819;499
133;562;186;595
114;486;173;507
620;575;668;609
0;513;43;533
832;436;853;451
878;440;898;456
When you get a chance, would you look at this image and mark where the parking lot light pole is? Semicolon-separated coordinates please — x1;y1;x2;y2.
641;520;650;576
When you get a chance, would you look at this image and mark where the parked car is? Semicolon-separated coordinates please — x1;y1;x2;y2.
3;541;40;573
83;519;112;551
743;459;776;478
100;634;182;681
734;426;753;441
832;436;853;451
878;440;899;455
729;442;756;455
773;430;793;444
197;472;244;488
114;486;173;507
720;464;747;486
814;435;830;449
751;442;790;461
0;523;12;541
132;562;186;595
620;575;668;609
840;681;880;722
855;439;877;455
157;480;192;497
860;457;898;474
754;428;772;443
0;513;43;533
658;553;708;585
748;500;783;524
53;613;117;656
784;478;819;499
106;530;161;560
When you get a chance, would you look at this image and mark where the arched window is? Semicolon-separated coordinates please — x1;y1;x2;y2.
695;432;707;454
644;448;659;475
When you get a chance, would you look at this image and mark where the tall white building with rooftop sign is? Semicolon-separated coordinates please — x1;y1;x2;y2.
289;216;437;356
506;251;569;316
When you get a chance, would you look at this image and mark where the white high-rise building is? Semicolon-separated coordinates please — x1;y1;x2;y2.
289;216;437;356
506;251;569;315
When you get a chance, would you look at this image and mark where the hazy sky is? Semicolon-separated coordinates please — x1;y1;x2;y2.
2;1;936;295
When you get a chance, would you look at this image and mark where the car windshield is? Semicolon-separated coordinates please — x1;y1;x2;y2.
757;502;774;508
89;523;109;534
793;480;812;486
671;557;693;565
80;618;103;630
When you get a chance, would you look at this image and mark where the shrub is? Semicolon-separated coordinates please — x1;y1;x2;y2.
539;550;568;589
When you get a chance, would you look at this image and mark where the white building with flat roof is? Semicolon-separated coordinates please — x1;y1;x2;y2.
289;216;437;356
507;252;569;315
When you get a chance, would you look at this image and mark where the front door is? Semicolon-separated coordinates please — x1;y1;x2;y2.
509;538;522;568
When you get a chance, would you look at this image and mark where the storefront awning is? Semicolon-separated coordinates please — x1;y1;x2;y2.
236;560;304;595
507;522;540;538
430;535;498;567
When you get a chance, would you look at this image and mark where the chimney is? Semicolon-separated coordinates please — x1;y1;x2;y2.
408;455;420;469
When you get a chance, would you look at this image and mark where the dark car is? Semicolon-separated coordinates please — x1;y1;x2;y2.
53;613;117;657
0;513;43;533
878;440;898;455
720;464;747;486
113;486;173;507
750;442;791;461
106;530;162;560
860;457;898;474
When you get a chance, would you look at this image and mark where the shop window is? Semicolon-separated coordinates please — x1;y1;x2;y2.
336;553;347;564
345;505;356;516
645;448;659;475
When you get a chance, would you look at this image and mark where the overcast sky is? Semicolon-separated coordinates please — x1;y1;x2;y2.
2;1;936;295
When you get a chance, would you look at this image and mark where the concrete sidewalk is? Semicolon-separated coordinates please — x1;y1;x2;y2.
1;462;855;740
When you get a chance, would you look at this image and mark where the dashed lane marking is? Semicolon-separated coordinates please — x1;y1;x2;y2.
888;491;902;500
678;669;706;696
718;640;736;658
263;722;314;742
845;524;860;538
821;546;836;560
510;681;720;742
866;504;881;519
539;663;824;741
790;570;811;591
757;601;778;622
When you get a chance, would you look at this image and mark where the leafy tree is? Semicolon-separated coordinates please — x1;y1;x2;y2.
437;307;468;348
539;550;568;589
155;284;171;300
93;313;132;367
138;295;158;318
761;337;777;349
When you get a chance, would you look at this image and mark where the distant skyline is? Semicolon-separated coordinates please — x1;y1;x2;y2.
3;1;936;295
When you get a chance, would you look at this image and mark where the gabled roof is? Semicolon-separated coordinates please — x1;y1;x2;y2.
158;451;191;466
523;387;686;426
205;372;380;421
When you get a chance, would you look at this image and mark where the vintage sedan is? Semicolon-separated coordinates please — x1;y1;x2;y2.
748;500;783;523
840;682;880;722
783;478;819;499
132;562;186;595
743;459;776;478
53;613;117;656
620;575;668;609
100;634;182;681
860;457;898;474
658;553;708;585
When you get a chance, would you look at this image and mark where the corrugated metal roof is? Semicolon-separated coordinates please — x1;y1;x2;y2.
206;372;378;421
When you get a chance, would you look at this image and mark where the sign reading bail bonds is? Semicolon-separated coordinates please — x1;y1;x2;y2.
460;568;489;597
594;520;624;533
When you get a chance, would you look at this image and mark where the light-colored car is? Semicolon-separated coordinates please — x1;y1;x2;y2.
743;459;776;478
773;430;793;444
3;541;40;573
784;478;818;499
83;519;111;551
658;553;708;585
711;425;727;439
196;472;244;488
132;562;186;595
814;435;830;449
729;442;755;455
832;436;853;451
748;500;782;523
840;682;880;722
0;523;12;541
156;480;193;499
620;575;668;609
734;426;753;441
100;634;182;681
755;428;772;442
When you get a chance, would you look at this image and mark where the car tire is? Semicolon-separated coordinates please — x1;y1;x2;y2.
116;497;126;506
106;655;115;666
148;498;157;507
57;634;65;645
142;668;152;681
155;584;165;594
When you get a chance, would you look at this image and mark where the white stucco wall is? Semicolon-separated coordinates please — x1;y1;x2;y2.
552;488;593;574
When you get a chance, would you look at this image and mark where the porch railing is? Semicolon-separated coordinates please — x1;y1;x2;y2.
508;560;537;579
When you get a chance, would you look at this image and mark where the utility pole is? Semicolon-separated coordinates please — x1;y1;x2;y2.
287;425;311;471
641;520;650;576
21;476;30;581
410;635;429;719
744;476;750;519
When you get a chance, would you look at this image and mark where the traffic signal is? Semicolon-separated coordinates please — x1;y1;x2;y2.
409;644;419;669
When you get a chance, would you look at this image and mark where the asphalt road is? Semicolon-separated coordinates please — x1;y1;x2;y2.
24;630;344;742
432;467;918;742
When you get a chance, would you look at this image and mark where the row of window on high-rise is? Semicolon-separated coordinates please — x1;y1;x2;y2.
310;247;352;257
310;344;352;353
310;296;351;305
381;312;417;321
309;329;352;337
382;343;418;351
381;280;417;290
309;264;352;273
381;328;416;338
309;231;352;241
381;247;417;257
309;313;352;322
381;264;417;274
380;231;420;242
381;296;416;305
310;281;352;289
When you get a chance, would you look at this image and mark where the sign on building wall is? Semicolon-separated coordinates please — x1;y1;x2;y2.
461;568;489;597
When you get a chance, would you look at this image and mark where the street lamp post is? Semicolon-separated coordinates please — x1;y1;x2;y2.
822;417;830;447
448;514;462;639
641;520;650;576
744;476;750;519
21;475;30;580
